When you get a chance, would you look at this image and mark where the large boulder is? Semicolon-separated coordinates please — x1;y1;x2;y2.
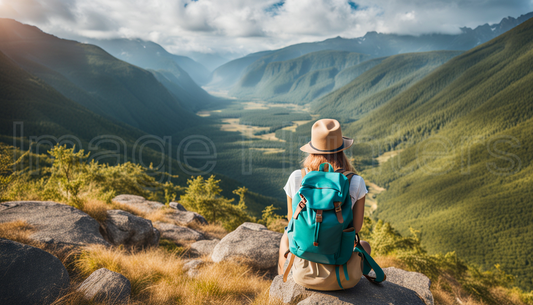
154;221;205;242
0;238;70;305
78;268;131;304
113;195;208;225
166;210;208;225
211;222;282;270
0;201;109;247
169;201;187;211
190;239;220;256
270;267;433;305
105;210;160;247
381;267;433;305
183;259;204;278
112;194;164;214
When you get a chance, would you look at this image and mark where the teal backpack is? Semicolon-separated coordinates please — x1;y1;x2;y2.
283;162;385;288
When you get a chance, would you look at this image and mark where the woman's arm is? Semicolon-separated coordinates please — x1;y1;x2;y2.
287;196;293;221
353;196;365;233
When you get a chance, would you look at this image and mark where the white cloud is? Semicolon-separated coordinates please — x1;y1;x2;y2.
0;0;531;58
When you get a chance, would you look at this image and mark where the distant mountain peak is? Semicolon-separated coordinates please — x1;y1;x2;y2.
364;31;379;36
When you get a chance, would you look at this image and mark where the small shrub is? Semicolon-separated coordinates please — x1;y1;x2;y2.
258;204;286;233
180;176;255;231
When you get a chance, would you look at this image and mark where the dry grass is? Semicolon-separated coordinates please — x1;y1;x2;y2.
79;198;109;223
143;207;175;224
189;222;228;240
427;267;533;305
267;219;288;233
486;286;532;305
109;201;176;225
0;220;79;271
374;255;406;269
76;245;185;301
51;289;95;305
0;220;42;247
73;245;279;304
185;260;275;305
110;201;147;217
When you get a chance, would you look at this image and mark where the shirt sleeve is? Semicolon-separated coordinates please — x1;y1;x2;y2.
283;170;298;198
349;175;368;208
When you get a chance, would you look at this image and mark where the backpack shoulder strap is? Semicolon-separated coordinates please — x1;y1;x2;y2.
335;169;357;183
299;168;307;187
354;245;386;283
293;168;309;220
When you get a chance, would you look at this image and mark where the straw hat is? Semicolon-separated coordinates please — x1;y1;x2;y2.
300;119;353;154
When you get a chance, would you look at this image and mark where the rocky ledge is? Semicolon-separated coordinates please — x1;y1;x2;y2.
270;267;433;305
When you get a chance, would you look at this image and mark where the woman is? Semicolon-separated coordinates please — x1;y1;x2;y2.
278;118;371;275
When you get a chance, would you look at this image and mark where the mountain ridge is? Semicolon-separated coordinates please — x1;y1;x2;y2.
210;11;533;92
0;18;202;136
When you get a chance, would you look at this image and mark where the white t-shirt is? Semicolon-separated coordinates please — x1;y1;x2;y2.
283;169;368;209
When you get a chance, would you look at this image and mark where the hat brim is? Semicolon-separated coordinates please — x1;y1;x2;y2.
300;137;353;154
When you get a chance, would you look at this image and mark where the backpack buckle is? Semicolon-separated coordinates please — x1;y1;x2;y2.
316;210;323;223
334;202;344;224
298;202;306;209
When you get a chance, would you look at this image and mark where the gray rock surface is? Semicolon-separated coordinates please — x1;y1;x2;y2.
112;194;164;214
0;201;109;247
169;201;187;211
270;267;433;305
183;259;204;271
166;210;208;225
154;221;205;242
211;222;282;270
183;259;204;278
0;238;70;305
105;210;159;247
113;195;208;225
270;273;307;303
379;267;433;305
78;268;131;304
187;268;200;278
190;239;220;256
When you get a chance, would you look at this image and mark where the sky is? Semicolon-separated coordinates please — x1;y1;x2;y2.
0;0;532;59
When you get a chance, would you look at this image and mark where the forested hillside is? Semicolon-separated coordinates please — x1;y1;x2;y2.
0;18;201;136
89;38;216;111
208;50;274;90
0;50;144;145
342;17;533;289
150;69;213;112
313;51;462;121
90;38;211;85
230;50;369;103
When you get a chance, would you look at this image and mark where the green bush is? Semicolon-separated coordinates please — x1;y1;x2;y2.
179;175;255;231
362;217;533;305
1;144;179;207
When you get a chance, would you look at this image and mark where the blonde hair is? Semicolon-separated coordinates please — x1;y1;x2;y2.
302;151;356;173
